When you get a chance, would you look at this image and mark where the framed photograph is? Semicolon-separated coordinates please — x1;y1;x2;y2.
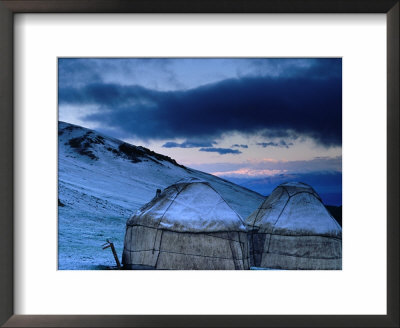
0;1;398;327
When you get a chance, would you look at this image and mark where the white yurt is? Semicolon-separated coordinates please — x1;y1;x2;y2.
122;178;249;270
246;182;342;270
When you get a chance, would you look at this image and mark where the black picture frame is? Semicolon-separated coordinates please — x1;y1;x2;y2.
0;1;398;327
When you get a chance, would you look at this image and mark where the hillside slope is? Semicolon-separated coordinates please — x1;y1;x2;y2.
58;121;264;269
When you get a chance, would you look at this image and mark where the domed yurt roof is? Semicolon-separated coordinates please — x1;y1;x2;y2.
123;178;249;270
127;177;246;233
246;182;341;237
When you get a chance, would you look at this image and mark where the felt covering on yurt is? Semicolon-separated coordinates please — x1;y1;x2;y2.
246;182;342;270
122;178;249;270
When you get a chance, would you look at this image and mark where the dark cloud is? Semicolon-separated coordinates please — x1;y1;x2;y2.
261;129;300;140
162;140;216;148
199;148;242;155
59;62;342;147
232;144;248;149
258;142;277;147
257;140;293;148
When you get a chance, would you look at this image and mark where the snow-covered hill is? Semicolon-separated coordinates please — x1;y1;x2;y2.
58;121;264;269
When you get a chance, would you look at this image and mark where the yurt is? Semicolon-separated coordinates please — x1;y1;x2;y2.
122;178;249;270
246;182;342;270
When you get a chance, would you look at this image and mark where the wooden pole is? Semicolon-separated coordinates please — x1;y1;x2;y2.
102;239;121;269
109;242;121;269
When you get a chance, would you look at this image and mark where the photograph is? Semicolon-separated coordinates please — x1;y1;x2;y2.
58;58;342;270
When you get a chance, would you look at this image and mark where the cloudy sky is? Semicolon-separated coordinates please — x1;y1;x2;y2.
58;58;342;205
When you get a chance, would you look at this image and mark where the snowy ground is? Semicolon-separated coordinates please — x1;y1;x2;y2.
58;122;265;269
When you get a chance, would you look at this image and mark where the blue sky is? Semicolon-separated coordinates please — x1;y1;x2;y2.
58;58;342;205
